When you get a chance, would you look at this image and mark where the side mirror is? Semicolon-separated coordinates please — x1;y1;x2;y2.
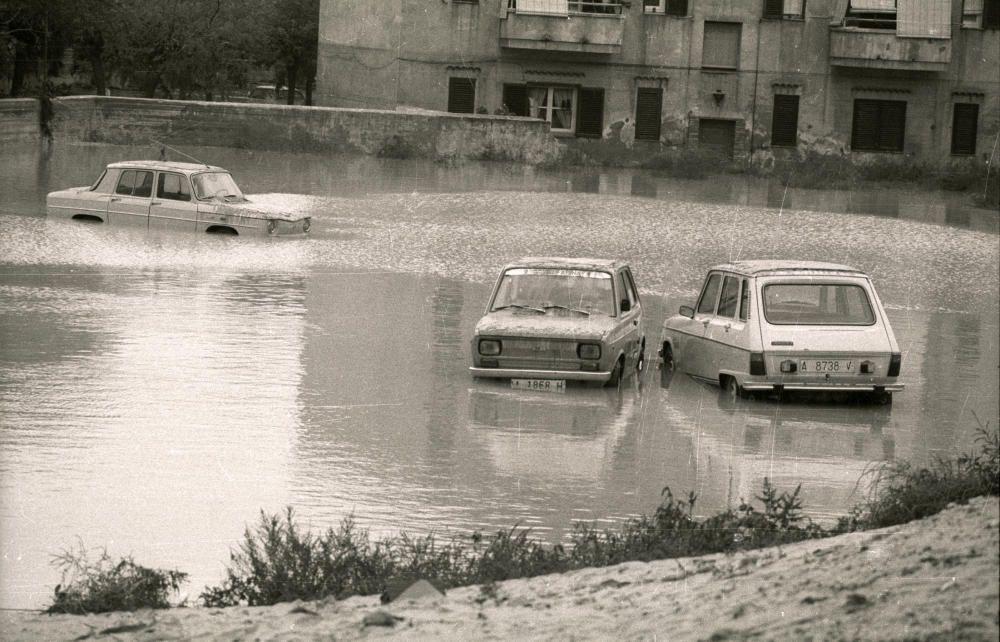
679;305;694;319
620;299;631;313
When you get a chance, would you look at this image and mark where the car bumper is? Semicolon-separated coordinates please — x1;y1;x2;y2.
469;366;611;383
741;380;904;392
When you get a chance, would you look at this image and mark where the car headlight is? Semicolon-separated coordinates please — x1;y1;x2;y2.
577;343;601;360
479;339;501;356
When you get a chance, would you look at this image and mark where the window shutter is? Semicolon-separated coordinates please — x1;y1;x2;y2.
576;88;605;138
851;99;880;151
666;0;688;15
985;0;1000;28
951;103;979;155
770;94;799;147
635;88;663;141
763;0;783;18
877;101;905;151
447;78;476;114
502;84;529;117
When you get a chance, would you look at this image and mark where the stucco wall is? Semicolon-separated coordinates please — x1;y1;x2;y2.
0;99;40;143
37;96;560;164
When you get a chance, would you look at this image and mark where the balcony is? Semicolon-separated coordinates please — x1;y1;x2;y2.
829;29;951;72
500;0;626;55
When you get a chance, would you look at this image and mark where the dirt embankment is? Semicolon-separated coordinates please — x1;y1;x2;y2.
3;497;997;641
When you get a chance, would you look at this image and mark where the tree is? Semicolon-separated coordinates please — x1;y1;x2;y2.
264;0;319;105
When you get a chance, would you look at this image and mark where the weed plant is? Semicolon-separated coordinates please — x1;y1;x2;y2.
46;543;187;614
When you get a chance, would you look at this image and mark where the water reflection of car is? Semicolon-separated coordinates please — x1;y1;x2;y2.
659;261;903;404
46;161;311;236
469;257;645;389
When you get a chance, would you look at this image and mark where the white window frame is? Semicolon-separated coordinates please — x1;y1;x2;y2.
528;85;577;134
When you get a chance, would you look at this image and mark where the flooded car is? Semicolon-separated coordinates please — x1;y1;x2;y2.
659;260;903;403
46;161;311;236
470;257;645;389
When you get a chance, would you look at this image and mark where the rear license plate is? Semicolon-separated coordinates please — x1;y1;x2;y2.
511;379;565;393
798;359;855;373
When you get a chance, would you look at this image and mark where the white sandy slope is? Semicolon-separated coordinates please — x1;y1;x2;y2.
2;497;997;641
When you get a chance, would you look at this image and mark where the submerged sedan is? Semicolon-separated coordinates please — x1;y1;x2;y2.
659;260;903;404
46;161;311;236
470;257;645;389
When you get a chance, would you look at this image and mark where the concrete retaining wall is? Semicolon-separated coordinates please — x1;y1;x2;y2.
37;96;561;164
0;99;40;143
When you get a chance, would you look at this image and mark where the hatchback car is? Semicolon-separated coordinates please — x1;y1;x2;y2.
46;161;311;236
470;257;645;389
659;261;903;403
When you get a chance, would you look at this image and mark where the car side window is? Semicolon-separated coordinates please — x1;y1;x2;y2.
696;273;722;315
738;279;750;321
619;271;636;311
92;169;120;194
624;268;640;306
157;172;191;202
115;170;136;195
717;275;740;318
132;171;153;198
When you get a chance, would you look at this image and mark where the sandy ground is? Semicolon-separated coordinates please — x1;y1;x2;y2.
2;497;997;641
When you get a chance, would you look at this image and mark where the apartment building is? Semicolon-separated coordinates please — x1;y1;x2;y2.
316;0;999;166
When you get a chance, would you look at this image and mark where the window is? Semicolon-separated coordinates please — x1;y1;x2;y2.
502;84;529;116
529;85;576;133
447;77;476;114
91;169;120;194
963;0;984;27
717;276;740;318
115;170;153;198
697;273;722;314
157;173;192;202
644;0;687;14
635;88;662;141
762;283;875;326
986;0;1000;28
763;0;805;19
702;22;741;69
576;88;605;138
771;94;799;147
738;279;750;321
619;271;636;310
624;269;641;305
844;0;897;29
951;103;979;155
851;99;906;152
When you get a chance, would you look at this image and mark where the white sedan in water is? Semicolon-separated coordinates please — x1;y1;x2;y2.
46;160;311;236
659;260;903;404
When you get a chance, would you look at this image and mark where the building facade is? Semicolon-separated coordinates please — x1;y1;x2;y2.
316;0;999;166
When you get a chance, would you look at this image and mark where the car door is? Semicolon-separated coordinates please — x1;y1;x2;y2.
705;273;749;380
683;272;723;380
149;172;198;232
108;169;152;226
618;267;643;372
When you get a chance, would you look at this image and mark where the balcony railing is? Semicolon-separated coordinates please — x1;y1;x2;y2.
507;0;625;16
501;0;626;54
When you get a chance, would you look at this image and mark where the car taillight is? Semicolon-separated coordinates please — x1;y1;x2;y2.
577;343;601;360
750;353;766;376
479;339;501;356
887;353;901;377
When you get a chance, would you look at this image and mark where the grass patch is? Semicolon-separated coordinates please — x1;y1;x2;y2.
46;543;187;614
49;426;998;612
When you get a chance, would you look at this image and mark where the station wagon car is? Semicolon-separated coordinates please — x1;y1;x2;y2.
659;261;903;403
470;257;645;389
46;161;311;236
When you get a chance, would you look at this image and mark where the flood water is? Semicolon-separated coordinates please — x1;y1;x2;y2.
1;142;998;609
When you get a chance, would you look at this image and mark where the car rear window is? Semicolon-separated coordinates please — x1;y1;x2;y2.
762;283;876;325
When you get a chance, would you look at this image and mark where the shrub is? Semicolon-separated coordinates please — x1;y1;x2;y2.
46;543;187;614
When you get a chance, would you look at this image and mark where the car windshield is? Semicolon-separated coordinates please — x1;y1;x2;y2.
762;283;875;325
490;268;615;316
192;172;244;201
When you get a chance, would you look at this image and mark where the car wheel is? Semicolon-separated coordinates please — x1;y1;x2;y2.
659;344;675;389
635;340;646;376
724;376;749;401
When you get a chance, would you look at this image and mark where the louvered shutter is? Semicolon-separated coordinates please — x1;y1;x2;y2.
877;101;905;152
851;100;880;151
635;88;662;141
984;0;1000;28
448;78;476;114
770;94;799;147
666;0;688;16
951;103;979;155
763;0;783;19
576;88;605;138
502;84;529;117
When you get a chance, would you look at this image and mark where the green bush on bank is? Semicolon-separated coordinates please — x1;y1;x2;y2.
46;427;998;612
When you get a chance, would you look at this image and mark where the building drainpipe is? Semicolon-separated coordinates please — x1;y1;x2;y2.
748;14;763;170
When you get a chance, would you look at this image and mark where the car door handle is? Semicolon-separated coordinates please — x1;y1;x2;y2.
109;197;120;202
633;319;638;326
702;320;710;327
151;201;161;206
724;323;732;332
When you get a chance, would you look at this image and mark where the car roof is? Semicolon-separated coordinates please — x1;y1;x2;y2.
504;257;626;272
107;160;228;175
711;260;867;277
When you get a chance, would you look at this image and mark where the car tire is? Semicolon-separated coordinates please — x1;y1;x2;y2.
724;376;749;401
606;357;624;389
635;340;646;376
659;344;675;389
